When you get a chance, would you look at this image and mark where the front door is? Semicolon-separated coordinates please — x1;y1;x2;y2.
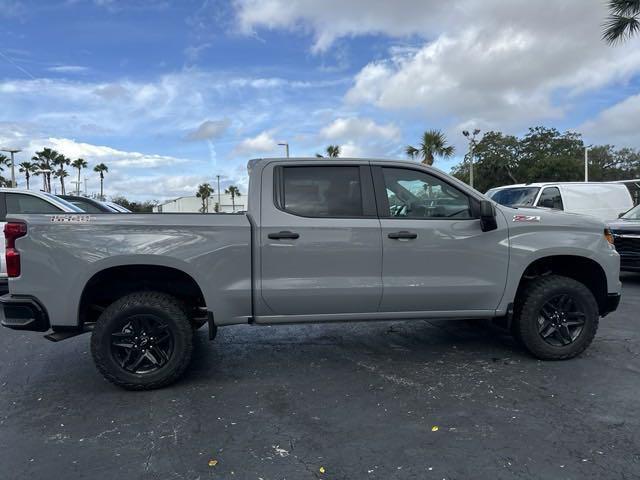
373;165;509;314
259;162;382;317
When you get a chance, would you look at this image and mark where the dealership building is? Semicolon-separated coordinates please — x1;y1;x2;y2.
153;193;245;213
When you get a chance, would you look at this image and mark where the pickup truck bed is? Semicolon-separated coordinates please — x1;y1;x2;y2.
7;213;252;330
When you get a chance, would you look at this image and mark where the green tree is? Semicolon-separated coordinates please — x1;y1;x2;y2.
32;147;60;192
18;161;37;189
451;131;520;192
603;0;640;44
93;163;109;200
0;154;11;187
110;196;158;213
406;130;455;166
53;154;70;194
71;158;88;195
518;127;584;182
196;183;213;213
225;185;241;212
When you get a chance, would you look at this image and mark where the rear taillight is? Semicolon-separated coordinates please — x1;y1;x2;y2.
4;222;27;278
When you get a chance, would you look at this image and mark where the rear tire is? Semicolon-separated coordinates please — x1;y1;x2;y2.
91;291;193;390
513;275;599;360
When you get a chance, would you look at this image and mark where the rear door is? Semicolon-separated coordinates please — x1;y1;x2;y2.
259;162;383;316
373;164;509;314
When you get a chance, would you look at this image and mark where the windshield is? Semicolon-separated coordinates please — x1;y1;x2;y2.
621;204;640;220
43;193;84;212
487;187;540;207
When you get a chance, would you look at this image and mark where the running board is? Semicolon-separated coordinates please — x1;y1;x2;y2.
44;325;93;342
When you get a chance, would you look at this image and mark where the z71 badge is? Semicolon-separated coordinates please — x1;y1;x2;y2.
50;214;92;223
512;214;541;223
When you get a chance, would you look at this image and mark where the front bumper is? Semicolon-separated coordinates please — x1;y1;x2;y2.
602;293;621;317
0;294;50;332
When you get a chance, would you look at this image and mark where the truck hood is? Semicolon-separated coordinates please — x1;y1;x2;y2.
496;205;605;231
607;218;640;233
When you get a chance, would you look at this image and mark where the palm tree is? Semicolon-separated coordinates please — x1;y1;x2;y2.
196;183;213;213
406;130;455;166
32;147;60;192
603;0;640;44
52;154;70;194
54;169;69;194
225;185;241;212
18;161;37;189
315;145;341;158
71;158;88;195
93;163;108;200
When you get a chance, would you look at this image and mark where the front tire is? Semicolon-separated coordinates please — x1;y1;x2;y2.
513;275;599;360
91;291;193;390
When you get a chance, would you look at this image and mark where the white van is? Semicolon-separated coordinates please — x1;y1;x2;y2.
485;182;634;222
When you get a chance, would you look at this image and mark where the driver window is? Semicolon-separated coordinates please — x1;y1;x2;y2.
382;167;472;219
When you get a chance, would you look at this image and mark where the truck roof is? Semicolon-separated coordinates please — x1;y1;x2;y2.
247;156;434;173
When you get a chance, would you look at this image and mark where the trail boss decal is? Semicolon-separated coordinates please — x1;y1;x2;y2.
50;214;93;223
513;214;541;223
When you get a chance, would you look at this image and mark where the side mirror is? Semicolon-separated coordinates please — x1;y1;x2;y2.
480;200;498;232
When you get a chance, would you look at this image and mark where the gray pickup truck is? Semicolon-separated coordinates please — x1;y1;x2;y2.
0;158;621;390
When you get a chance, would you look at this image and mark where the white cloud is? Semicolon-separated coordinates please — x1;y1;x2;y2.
320;117;400;142
236;0;640;130
233;131;279;156
47;65;89;74
235;0;447;52
185;119;231;141
581;94;640;149
40;137;189;168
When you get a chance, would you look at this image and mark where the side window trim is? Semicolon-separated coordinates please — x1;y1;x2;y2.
371;165;479;220
272;164;377;219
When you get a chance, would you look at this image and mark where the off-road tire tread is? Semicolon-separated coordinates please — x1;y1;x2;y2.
514;275;599;360
91;291;193;390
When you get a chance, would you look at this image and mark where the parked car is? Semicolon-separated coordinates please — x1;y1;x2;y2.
0;189;82;292
102;201;132;213
59;195;118;213
0;158;621;390
486;182;633;222
608;204;640;272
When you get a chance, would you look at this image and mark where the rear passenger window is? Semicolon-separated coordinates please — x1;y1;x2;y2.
5;193;62;214
280;166;363;217
538;187;563;210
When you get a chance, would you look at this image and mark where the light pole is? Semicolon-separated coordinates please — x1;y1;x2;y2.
0;148;21;188
216;175;221;211
584;146;591;182
278;142;290;158
462;129;481;189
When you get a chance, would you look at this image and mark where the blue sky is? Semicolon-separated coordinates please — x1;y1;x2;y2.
1;0;639;200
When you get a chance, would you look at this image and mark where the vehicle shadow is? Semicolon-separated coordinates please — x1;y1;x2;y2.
181;319;525;387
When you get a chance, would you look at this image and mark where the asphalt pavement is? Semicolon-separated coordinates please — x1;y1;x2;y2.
1;275;639;479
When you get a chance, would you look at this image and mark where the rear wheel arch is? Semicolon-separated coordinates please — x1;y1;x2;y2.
78;264;208;328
